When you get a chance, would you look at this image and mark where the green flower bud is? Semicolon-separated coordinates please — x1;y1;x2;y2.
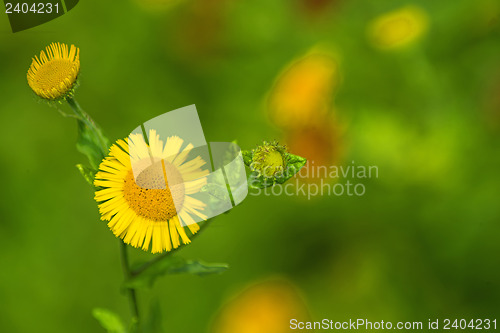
242;141;306;189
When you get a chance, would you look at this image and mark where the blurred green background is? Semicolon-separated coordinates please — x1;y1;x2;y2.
1;0;500;332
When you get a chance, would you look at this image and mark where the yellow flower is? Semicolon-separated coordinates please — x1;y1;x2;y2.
267;50;339;129
212;279;310;333
94;129;209;254
286;119;341;185
27;42;80;100
368;6;428;50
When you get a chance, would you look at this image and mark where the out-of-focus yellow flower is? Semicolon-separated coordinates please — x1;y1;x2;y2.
267;50;339;129
27;42;80;100
286;117;342;185
212;279;310;333
368;6;429;50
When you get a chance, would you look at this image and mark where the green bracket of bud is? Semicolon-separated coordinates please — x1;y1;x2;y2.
242;141;306;189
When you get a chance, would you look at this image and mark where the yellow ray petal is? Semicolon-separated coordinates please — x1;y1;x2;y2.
169;219;180;249
173;215;191;244
163;136;184;162
173;143;194;166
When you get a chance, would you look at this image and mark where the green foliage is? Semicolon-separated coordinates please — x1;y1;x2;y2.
242;150;252;166
76;119;103;170
75;117;110;170
244;150;307;189
92;308;126;333
140;301;164;333
76;164;96;186
276;153;307;184
124;256;229;289
201;183;231;202
68;98;110;170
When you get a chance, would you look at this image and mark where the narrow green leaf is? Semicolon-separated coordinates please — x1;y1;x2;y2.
76;118;110;170
67;98;110;169
124;256;229;289
92;308;126;333
76;164;96;186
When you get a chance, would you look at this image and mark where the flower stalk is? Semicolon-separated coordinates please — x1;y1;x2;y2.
66;97;110;168
67;97;141;326
120;241;140;324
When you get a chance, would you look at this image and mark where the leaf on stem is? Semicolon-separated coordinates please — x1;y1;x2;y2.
76;118;108;170
124;256;229;289
76;164;96;186
92;308;127;333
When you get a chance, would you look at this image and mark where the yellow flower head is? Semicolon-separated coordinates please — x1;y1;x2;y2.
250;141;287;178
27;42;80;100
94;130;209;254
368;6;428;50
268;49;339;129
213;279;310;333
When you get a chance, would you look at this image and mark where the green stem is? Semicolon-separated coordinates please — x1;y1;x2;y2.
66;97;110;156
65;97;139;325
121;242;140;324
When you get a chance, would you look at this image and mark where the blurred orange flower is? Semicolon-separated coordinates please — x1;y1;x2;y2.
285;117;342;184
212;279;310;333
267;50;339;129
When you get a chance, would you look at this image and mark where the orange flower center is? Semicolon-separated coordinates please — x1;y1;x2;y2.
123;160;185;221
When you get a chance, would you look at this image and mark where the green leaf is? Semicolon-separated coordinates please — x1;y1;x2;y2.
241;150;253;166
124;256;229;289
76;164;96;186
92;308;126;333
201;183;230;201
76;118;108;170
67;98;110;169
275;152;307;184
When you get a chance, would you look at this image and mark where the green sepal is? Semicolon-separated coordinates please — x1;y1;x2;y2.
76;164;96;187
242;150;253;166
92;308;127;333
247;171;275;189
275;152;307;184
124;256;229;289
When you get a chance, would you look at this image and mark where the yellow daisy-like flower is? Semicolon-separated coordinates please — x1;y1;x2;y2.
94;130;209;254
368;6;428;50
27;42;80;100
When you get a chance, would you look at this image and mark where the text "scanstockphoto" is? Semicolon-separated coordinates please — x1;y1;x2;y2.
290;318;423;330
